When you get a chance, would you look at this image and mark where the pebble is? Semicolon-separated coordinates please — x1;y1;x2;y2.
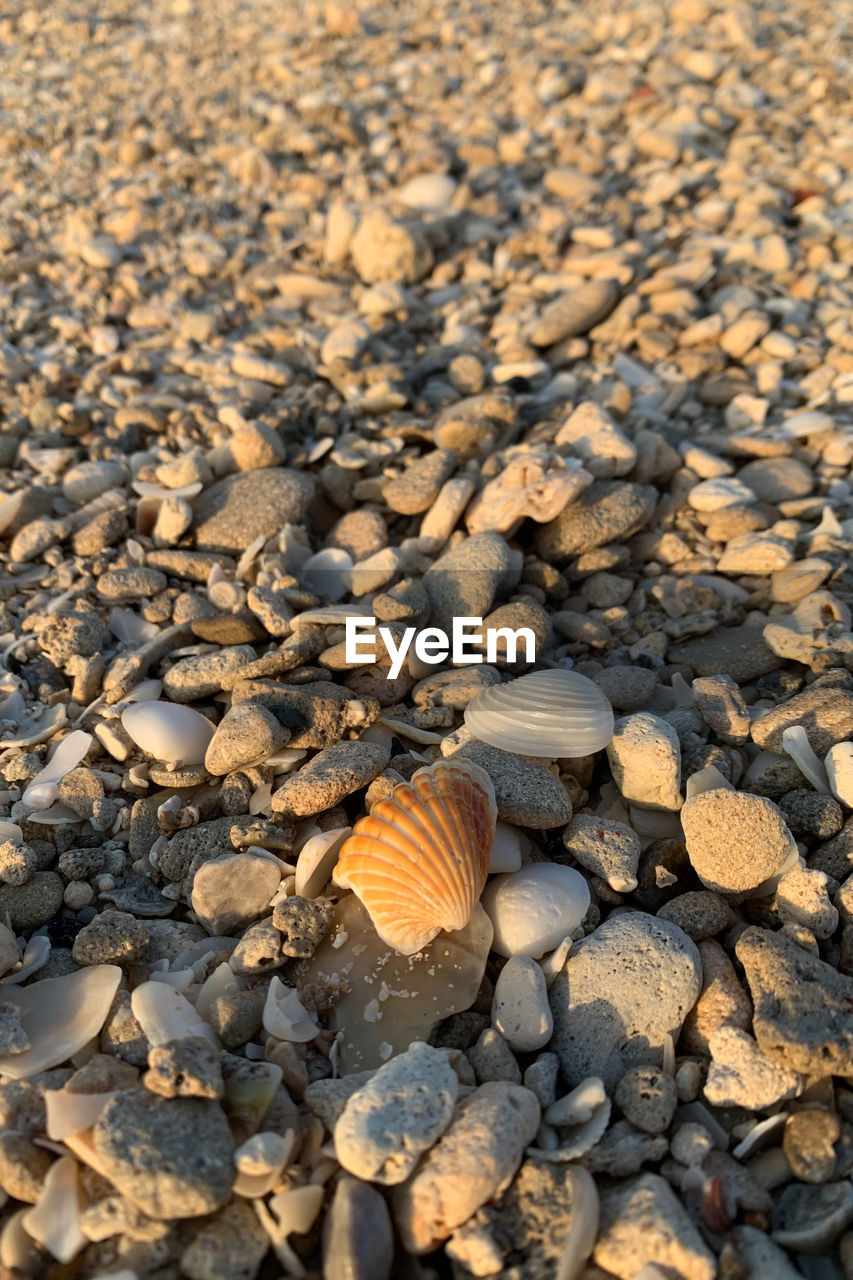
350;211;433;285
190;852;281;935
271;739;390;817
826;742;853;808
690;674;750;745
424;531;521;633
751;681;853;755
529;280;620;346
549;913;701;1089
468;1027;522;1084
91;1089;234;1218
72;910;149;966
656;890;730;941
322;1175;394;1280
192;468;314;553
592;665;658;713
0;872;64;930
96;566;168;601
704;1026;802;1109
203;703;290;776
383;448;458;515
562;813;641;893
717;531;794;574
737;926;853;1075
594;1173;716;1280
554;402;637;478
163;646;256;702
491;956;553;1052
614;1066;678;1135
681;789;797;895
606;713;683;811
181;1200;270;1280
535;481;658;561
334;1041;458;1184
669;623;782;682
456;742;572;828
783;1108;840;1183
272;895;332;958
687;476;756;512
736;456;814;503
682;938;753;1056
391;1081;540;1254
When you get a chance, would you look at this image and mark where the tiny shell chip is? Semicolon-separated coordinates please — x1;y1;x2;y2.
464;668;614;758
335;758;497;955
121;701;215;766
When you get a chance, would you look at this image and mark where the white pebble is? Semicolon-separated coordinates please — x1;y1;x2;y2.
481;863;589;959
492;955;553;1052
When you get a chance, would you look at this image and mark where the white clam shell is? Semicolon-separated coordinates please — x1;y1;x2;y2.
482;862;590;959
121;701;215;766
464;668;614;757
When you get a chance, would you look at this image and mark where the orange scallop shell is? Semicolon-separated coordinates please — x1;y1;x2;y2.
334;758;497;955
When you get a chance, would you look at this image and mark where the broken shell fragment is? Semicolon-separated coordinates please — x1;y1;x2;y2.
22;730;94;810
465;668;614;757
0;965;122;1079
335;758;497;955
121;701;215;766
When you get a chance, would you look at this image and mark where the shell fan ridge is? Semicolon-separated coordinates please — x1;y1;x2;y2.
464;668;614;757
334;758;497;955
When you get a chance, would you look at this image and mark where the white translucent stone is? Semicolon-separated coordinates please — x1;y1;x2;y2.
131;980;218;1048
263;978;320;1043
481;863;590;958
300;893;492;1073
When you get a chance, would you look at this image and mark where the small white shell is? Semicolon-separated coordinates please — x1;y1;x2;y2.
464;669;614;757
121;701;215;766
529;1078;612;1163
263;977;320;1043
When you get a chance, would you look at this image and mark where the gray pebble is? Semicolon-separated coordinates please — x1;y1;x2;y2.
204;703;290;776
492;955;553;1053
271;739;390;817
92;1088;235;1219
455;741;572;828
468;1027;522;1084
549;912;701;1089
614;1065;678;1134
535;481;657;561
323;1174;394;1280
